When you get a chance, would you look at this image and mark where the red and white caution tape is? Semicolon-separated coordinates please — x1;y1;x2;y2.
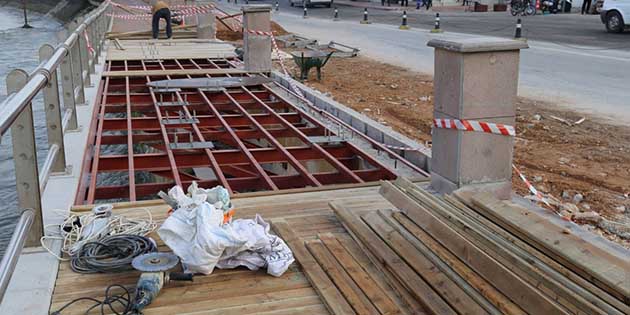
512;165;571;221
108;0;202;11
433;118;515;137
84;30;95;56
107;3;215;20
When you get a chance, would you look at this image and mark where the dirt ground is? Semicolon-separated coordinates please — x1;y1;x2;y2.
279;56;630;247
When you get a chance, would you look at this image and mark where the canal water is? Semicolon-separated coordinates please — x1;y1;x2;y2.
0;6;63;255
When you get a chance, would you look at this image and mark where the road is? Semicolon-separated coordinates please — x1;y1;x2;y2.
219;1;630;123
247;0;630;47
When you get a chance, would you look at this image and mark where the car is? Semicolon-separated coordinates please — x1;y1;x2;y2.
600;0;629;32
289;0;333;8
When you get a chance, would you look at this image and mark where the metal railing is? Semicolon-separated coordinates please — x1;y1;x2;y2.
0;210;34;304
0;1;112;303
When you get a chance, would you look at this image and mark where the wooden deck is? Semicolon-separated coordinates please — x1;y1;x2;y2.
50;183;417;315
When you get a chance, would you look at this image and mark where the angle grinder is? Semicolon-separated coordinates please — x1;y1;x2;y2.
130;252;193;314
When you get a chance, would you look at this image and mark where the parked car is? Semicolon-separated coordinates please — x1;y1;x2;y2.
600;0;629;32
290;0;333;8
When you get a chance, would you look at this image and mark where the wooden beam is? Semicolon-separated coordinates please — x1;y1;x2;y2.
386;210;526;315
470;192;630;305
305;239;380;315
361;211;489;315
334;233;425;315
102;69;262;77
379;181;570;315
272;220;356;315
331;202;458;315
318;233;402;315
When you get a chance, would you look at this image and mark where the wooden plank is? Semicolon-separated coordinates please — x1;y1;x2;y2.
318;233;401;315
379;181;570;315
331;202;458;315
305;239;380;315
388;210;526;315
395;179;613;315
447;193;629;315
361;211;490;315
102;68;257;77
272;220;356;315
471;192;630;305
334;234;424;315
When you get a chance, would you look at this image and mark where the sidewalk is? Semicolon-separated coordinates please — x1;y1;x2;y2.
333;0;502;13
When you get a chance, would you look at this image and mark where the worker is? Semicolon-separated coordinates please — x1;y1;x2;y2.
151;0;172;39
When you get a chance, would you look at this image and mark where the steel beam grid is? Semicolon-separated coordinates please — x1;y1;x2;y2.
76;58;397;204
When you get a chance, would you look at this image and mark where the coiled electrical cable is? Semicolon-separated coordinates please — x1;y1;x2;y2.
70;234;156;273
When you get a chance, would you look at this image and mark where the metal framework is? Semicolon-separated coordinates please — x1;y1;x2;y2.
76;57;398;204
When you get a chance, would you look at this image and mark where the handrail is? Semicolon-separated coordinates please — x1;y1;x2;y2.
0;1;110;137
0;210;35;304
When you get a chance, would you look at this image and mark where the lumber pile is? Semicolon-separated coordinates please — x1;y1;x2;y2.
272;220;418;315
329;178;629;315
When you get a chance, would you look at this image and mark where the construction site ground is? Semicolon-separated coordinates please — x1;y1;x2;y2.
278;55;630;247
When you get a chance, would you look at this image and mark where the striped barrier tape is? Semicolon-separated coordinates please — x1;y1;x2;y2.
84;30;95;55
107;4;215;20
512;165;571;221
108;0;203;11
433;118;515;137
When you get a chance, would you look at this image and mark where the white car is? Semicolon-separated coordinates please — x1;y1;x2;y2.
600;0;629;32
290;0;333;8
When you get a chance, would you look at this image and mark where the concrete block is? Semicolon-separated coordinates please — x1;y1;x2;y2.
428;37;526;198
243;5;272;72
197;12;216;39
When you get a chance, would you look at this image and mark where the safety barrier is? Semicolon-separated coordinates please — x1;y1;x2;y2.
0;1;112;302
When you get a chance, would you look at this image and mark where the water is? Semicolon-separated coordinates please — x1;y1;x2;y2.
0;6;63;255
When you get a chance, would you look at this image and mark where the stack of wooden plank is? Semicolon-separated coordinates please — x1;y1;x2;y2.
328;178;629;315
273;220;418;315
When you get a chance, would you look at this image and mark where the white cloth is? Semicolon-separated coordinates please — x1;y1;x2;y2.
158;185;294;276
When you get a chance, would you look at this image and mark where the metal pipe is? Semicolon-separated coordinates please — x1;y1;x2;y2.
38;144;59;192
0;209;35;304
0;2;109;136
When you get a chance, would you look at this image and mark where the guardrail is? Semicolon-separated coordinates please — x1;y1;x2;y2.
0;0;111;257
0;210;34;304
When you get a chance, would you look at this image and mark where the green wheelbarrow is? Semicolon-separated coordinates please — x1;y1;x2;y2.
290;50;334;81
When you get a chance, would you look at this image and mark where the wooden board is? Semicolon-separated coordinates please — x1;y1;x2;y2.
106;39;236;61
318;233;402;315
361;212;489;315
305;239;379;315
331;202;458;315
470;192;630;305
379;181;570;315
273;220;356;315
102;68;259;77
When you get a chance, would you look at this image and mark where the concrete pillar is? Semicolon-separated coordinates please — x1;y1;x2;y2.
197;11;216;39
242;5;272;72
427;38;528;199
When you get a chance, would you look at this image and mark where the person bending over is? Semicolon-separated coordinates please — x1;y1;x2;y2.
151;0;172;39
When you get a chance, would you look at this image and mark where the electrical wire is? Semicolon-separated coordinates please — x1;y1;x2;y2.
40;207;156;260
50;284;133;315
70;234;157;273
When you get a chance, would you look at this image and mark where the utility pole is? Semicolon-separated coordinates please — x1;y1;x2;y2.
22;0;33;29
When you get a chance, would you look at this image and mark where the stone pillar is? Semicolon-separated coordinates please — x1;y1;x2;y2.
427;38;528;199
242;5;272;72
197;11;216;39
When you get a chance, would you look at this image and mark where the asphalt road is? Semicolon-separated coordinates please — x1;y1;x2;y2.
240;0;630;47
218;1;630;123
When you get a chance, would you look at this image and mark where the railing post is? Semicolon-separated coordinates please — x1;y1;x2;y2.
5;70;43;247
60;49;79;131
86;23;96;74
78;23;92;87
68;23;86;105
39;44;67;173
